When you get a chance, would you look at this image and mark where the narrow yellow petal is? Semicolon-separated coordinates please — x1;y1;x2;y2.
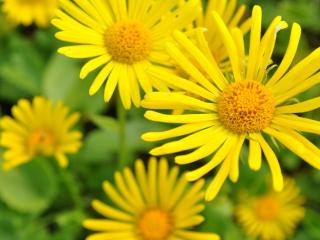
144;111;218;124
55;153;69;168
211;11;242;82
175;128;229;165
103;63;119;103
272;48;320;95
185;136;235;181
276;96;320;114
248;133;262;171
147;157;157;205
85;232;136;240
272;115;320;135
175;230;220;240
58;45;106;58
142;92;216;111
118;64;132;109
127;65;141;107
246;5;262;81
267;23;301;86
89;62;114;96
80;54;111;79
148;66;217;101
142;121;213;142
91;199;133;221
256;134;283;192
102;181;135;214
59;0;105;32
150;126;217;156
229;135;245;182
256;17;288;82
205;157;231;201
134;159;149;202
83;219;133;231
166;42;219;95
172;30;227;90
264;127;320;169
133;62;153;93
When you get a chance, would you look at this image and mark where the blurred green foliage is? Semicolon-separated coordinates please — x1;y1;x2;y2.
0;0;320;239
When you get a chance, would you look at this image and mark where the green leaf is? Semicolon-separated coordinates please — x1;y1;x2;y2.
89;114;118;131
79;129;118;163
0;80;29;102
0;157;58;214
303;209;320;238
0;33;43;95
42;53;79;101
126;117;168;152
51;210;86;240
42;53;105;114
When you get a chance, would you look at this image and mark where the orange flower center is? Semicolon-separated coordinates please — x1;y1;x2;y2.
138;208;172;240
27;129;55;156
217;80;275;134
105;21;152;64
254;195;280;221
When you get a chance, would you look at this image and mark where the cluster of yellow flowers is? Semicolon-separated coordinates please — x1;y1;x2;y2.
1;0;319;239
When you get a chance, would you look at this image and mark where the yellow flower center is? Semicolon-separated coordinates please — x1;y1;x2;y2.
217;80;275;134
105;21;152;64
27;129;55;156
254;195;280;221
138;208;172;240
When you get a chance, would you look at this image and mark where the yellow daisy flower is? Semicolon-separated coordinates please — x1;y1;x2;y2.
0;97;82;170
52;0;200;109
235;178;305;240
190;0;251;68
83;157;220;240
141;6;320;201
2;0;58;27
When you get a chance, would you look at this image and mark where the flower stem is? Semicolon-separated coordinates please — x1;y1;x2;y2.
59;169;83;209
117;97;127;169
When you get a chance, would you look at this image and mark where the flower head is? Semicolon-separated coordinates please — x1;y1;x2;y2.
83;157;220;240
2;0;58;27
52;0;200;109
0;97;82;170
141;6;320;200
235;178;305;239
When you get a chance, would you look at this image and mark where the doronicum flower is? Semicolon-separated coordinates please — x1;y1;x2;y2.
141;6;320;201
188;0;251;69
52;0;200;109
83;157;220;240
235;178;305;240
2;0;58;27
0;97;82;170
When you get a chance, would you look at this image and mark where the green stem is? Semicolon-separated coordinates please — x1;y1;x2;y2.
117;97;127;169
59;169;83;209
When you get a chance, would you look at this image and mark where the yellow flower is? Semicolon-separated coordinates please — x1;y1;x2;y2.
2;0;58;27
141;6;320;201
52;0;199;109
83;158;220;240
235;178;305;240
188;0;251;68
0;97;82;170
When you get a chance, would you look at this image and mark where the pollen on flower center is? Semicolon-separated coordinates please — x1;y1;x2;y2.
138;208;172;240
254;195;280;221
105;21;152;64
217;80;275;134
27;129;55;156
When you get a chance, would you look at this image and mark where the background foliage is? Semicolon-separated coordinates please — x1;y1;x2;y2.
0;0;319;239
